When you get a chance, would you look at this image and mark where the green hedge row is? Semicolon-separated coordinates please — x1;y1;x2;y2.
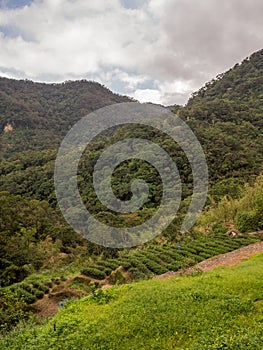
79;234;259;281
9;279;52;304
81;268;106;280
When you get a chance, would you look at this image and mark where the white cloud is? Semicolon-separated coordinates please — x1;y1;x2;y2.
0;0;262;105
132;89;161;104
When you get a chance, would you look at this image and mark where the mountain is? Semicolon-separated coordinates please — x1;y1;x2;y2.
0;50;262;215
0;78;132;157
187;49;263;124
0;50;262;337
177;49;263;188
0;49;262;287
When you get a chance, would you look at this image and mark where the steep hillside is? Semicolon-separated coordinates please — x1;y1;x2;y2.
182;49;263;126
0;50;262;294
1;254;262;350
0;50;262;205
177;49;263;187
0;78;132;157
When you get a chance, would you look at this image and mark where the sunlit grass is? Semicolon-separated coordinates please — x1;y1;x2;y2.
1;254;262;349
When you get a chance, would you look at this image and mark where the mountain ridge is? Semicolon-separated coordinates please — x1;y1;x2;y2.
0;77;133;157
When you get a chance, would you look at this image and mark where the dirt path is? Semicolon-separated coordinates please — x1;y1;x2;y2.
30;278;79;318
155;241;263;280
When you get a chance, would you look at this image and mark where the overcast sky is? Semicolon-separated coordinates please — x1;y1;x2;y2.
0;0;262;105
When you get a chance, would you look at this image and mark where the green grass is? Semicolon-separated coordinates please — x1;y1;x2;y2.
1;253;263;349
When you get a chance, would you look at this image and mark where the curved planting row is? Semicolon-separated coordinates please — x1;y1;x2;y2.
81;234;259;281
8;277;65;304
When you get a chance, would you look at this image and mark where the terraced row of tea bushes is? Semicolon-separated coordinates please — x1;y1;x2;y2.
80;234;259;281
9;282;49;304
4;253;263;350
0;276;69;331
6;276;66;304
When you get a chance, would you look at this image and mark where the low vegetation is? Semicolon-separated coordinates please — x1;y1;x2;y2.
199;174;263;232
0;49;262;344
80;233;259;281
1;254;262;349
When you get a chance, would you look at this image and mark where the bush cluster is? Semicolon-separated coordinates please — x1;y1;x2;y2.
78;234;259;282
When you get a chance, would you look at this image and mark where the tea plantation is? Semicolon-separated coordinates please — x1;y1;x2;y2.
1;253;262;349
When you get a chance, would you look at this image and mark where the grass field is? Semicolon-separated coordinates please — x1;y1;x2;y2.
1;253;262;349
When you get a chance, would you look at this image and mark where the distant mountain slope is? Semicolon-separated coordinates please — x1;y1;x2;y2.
0;78;132;156
190;49;263;103
0;49;262;204
180;49;263;127
177;49;263;186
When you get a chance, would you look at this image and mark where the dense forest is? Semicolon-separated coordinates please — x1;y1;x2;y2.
0;49;262;334
0;78;132;157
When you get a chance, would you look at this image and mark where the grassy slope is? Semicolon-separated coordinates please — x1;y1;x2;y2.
1;254;263;350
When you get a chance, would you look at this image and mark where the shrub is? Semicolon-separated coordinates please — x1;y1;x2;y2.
198;247;218;255
14;288;36;304
0;265;27;287
43;280;53;288
200;241;229;252
32;282;49;294
96;260;120;270
90;289;115;305
184;257;197;267
236;211;262;232
161;249;183;261
73;276;91;285
81;268;106;280
34;289;45;299
118;259;132;269
129;268;147;280
0;290;29;331
128;261;151;275
53;278;61;285
141;252;164;264
166;262;182;271
147;250;174;264
102;267;112;276
120;257;151;276
210;240;239;250
125;257;144;268
199;252;213;260
181;247;199;255
143;260;168;275
180;251;199;261
20;283;35;295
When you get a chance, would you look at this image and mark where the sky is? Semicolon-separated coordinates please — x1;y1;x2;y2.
0;0;262;105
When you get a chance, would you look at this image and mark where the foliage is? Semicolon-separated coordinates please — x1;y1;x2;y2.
80;233;259;281
1;254;263;349
0;78;132;157
199;174;263;232
0;290;29;332
0;191;87;286
80;268;106;280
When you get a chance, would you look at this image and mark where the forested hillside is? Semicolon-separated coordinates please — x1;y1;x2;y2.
0;78;132;157
0;50;262;206
177;49;263;186
0;49;262;315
